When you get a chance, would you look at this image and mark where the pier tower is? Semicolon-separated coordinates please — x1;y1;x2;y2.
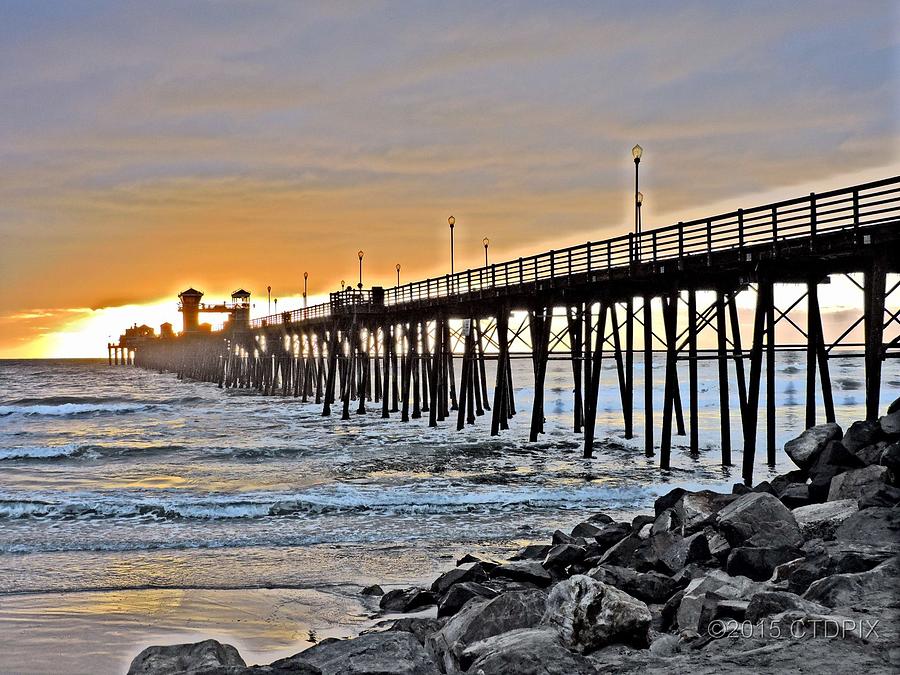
178;288;203;333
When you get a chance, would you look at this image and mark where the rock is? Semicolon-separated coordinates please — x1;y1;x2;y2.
784;422;842;469
388;617;446;646
842;420;883;453
745;590;828;622
543;543;586;570
631;514;656;532
854;443;886;466
715;492;802;549
732;482;753;495
379;587;436;613
882;441;900;486
598;533;642;567
774;544;892;595
879;410;900;436
437;581;498;618
296;631;438;675
127;639;246;675
571;521;605;538
587;512;615;524
593;522;632;550
361;584;384;596
588;564;683;604
834;506;900;545
712;599;749;621
456;553;501;569
427;590;547;673
808;441;865;501
675;570;766;633
859;483;900;508
792;499;858;540
752;480;775;495
888;397;900;415
431;564;488;596
650;508;681;536
508;544;550;561
702;526;731;562
654;488;688;516
770;470;808;495
674;491;737;534
778;483;810;508
725;546;804;581
828;465;888;501
541;575;651;652
461;628;596;675
630;531;679;571
660;532;710;574
551;529;579;546
803;557;900;609
489;561;553;586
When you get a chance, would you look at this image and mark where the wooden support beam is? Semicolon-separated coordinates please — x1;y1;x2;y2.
715;290;732;465
491;308;510;436
457;321;474;431
809;284;836;423
610;303;628;439
727;291;748;421
624;297;634;439
583;302;608;459
864;257;887;421
429;317;442;428
806;281;818;428
475;320;490;411
660;290;679;469
688;290;700;454
766;282;776;465
743;279;771;485
382;324;391;419
529;307;553;442
566;305;584;433
643;295;654;457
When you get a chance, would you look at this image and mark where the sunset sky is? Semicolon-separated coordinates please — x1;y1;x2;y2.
1;1;898;357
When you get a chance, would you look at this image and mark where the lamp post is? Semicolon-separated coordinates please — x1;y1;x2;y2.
448;216;455;274
636;192;644;260
357;250;364;289
267;285;272;313
303;272;308;308
483;237;490;267
274;298;278;313
396;263;401;285
341;280;345;291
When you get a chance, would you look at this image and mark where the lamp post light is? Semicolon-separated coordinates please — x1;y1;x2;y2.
303;272;308;308
448;216;456;275
274;298;278;313
483;237;490;267
396;263;401;286
357;250;364;289
632;144;643;235
267;285;272;313
341;280;345;291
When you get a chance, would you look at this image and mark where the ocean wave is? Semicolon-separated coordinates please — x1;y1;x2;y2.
0;395;207;417
0;444;186;462
0;483;650;522
0;445;83;461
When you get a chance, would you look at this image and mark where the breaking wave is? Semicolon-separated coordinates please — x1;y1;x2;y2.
0;395;206;417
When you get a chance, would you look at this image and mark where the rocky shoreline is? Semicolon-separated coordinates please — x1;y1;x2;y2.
129;401;900;674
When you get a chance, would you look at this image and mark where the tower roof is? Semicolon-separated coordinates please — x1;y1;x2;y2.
179;288;203;298
231;289;251;298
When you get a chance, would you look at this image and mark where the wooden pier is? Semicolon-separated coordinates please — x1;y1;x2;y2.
125;177;900;484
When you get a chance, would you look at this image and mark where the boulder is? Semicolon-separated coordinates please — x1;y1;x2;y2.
853;443;886;466
508;544;550;561
630;531;679;571
461;628;596;675
784;422;842;469
543;543;586;570
774;544;892;595
431;564;487;595
588;565;683;604
858;483;900;508
715;492;802;549
834;506;900;545
842;420;883;453
659;532;710;574
770;470;809;495
827;465;888;502
888;396;900;415
675;570;767;634
489;561;553;586
437;581;498;618
778;483;810;508
388;617;446;646
541;575;652;652
808;441;865;501
127;640;246;675
803;557;900;609
297;631;438;675
551;529;579;546
571;521;605;538
702;526;731;562
674;491;737;534
650;508;681;536
587;511;615;524
879;410;900;436
882;441;900;486
598;533;642;567
593;522;632;550
725;546;804;581
456;553;502;569
427;590;547;673
792;499;858;540
654;487;688;516
361;584;384;596
380;587;436;613
744;590;828;622
631;514;656;532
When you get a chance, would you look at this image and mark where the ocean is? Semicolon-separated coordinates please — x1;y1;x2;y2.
0;356;896;672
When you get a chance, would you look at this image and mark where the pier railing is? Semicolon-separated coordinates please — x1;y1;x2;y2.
251;176;900;328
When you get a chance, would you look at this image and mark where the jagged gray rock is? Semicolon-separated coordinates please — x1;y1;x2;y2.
784;422;842;469
803;556;900;609
461;628;597;675
725;546;804;581
792;499;858;540
675;570;767;634
489;560;553;586
541;575;651;652
828;465;888;501
294;631;438;675
842;420;882;452
379;587;436;612
879;410;900;436
715;492;802;549
744;591;828;622
437;581;498;618
127;639;247;675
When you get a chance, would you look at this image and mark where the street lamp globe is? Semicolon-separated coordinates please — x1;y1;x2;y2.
483;237;489;247
632;144;643;162
358;250;364;260
448;215;455;227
